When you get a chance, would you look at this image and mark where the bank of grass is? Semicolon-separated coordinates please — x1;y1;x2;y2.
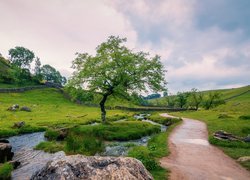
35;141;65;153
171;91;250;170
129;115;182;180
0;88;132;138
70;121;161;141
36;121;161;155
0;162;13;180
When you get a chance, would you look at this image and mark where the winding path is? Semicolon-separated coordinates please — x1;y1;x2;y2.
160;113;250;180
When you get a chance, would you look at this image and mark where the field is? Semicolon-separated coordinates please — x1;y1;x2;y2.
0;88;131;137
171;86;250;170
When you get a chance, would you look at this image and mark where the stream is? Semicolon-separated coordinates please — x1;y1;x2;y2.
101;114;167;156
7;114;166;179
7;132;65;180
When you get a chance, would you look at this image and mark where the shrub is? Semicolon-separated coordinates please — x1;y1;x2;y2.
0;163;13;180
44;129;60;141
128;146;159;170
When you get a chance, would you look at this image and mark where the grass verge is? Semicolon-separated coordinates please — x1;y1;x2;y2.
128;116;182;180
0;162;13;180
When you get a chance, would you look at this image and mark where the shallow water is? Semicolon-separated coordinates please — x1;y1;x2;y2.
8;132;65;180
8;132;46;152
102;115;167;156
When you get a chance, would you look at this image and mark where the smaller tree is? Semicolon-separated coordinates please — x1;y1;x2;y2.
33;57;43;82
203;92;224;110
189;88;203;110
9;46;35;69
40;64;67;85
176;92;189;108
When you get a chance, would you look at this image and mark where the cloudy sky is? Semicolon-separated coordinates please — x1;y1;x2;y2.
0;0;250;94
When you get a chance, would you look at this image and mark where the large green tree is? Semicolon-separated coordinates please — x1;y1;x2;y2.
189;88;203;110
70;36;166;123
9;46;35;68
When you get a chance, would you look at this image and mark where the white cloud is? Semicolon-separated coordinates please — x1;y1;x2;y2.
0;0;137;77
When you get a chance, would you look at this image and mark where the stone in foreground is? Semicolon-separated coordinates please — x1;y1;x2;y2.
31;155;153;180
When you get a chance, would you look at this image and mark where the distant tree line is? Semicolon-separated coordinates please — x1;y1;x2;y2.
0;46;66;86
150;88;225;110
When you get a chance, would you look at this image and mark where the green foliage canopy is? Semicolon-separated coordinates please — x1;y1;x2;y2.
9;46;34;68
70;36;166;122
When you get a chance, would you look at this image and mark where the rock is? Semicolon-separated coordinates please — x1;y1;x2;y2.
237;156;250;162
213;130;242;141
13;121;26;128
0;143;14;163
243;135;250;142
9;160;21;169
31;155;153;180
0;139;9;143
20;106;31;112
7;104;19;111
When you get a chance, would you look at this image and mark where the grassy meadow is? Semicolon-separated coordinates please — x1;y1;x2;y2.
0;88;132;137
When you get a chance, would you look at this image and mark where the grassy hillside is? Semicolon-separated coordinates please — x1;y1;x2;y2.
148;85;250;106
0;88;131;137
171;88;250;170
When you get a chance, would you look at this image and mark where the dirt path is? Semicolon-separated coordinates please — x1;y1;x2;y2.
160;113;250;180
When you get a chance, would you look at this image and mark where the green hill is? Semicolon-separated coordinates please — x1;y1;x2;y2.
148;85;250;106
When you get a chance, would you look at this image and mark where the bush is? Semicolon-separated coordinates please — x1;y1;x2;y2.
65;133;104;155
0;163;13;180
128;146;159;170
44;129;60;141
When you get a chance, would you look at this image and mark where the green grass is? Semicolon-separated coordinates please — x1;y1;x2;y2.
128;118;182;180
148;85;250;106
0;88;132;137
171;90;250;170
36;121;161;156
148;113;182;126
35;141;65;153
70;121;161;141
0;162;13;180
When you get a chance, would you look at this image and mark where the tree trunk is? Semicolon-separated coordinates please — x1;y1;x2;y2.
100;94;108;123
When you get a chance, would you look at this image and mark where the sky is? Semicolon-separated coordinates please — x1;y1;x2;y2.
0;0;250;94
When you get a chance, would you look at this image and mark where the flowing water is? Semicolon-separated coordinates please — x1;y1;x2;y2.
7;115;166;179
8;132;65;180
101;114;167;156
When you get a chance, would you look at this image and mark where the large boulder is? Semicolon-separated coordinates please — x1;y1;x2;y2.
0;143;14;163
31;155;153;180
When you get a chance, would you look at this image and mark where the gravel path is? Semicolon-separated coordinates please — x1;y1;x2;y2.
160;114;250;180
